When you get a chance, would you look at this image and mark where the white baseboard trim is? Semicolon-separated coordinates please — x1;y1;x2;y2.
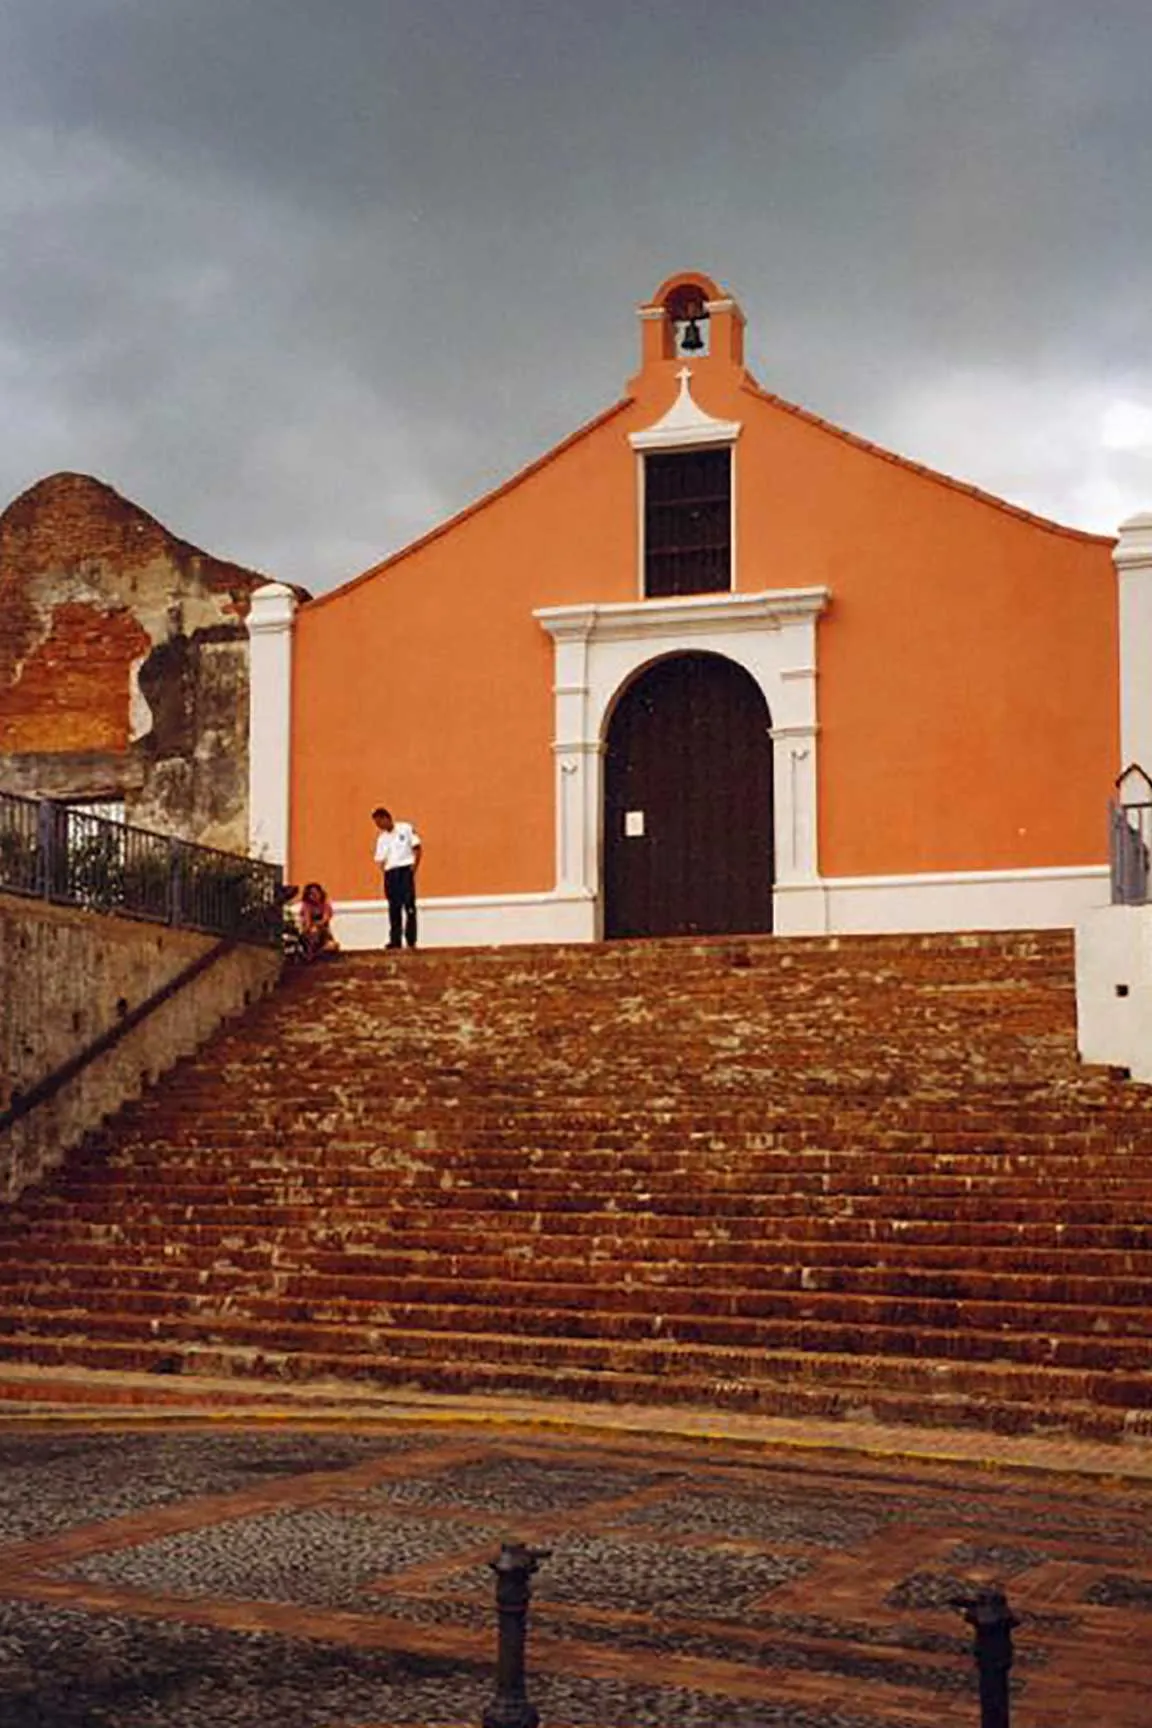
800;864;1110;935
332;890;597;951
331;866;1110;951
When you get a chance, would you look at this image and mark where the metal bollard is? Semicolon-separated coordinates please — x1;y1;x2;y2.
953;1585;1019;1728
482;1540;551;1728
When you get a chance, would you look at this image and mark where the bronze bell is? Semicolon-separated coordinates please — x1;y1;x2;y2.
679;315;705;352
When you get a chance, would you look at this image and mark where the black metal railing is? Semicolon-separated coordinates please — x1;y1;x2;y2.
0;791;283;945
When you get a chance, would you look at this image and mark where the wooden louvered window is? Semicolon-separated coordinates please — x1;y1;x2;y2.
644;449;731;598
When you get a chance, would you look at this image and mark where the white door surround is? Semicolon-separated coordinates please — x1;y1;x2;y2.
534;587;829;937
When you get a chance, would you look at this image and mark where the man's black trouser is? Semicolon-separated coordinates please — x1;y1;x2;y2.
385;864;417;948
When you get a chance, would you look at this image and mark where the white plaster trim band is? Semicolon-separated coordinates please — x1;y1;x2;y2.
794;864;1109;937
536;587;829;643
631;423;740;451
823;863;1108;890
330;865;1109;952
331;890;596;951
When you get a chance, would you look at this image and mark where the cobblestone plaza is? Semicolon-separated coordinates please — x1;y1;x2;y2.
0;1409;1147;1726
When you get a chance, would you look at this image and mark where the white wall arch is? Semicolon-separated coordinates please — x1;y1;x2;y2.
534;587;830;936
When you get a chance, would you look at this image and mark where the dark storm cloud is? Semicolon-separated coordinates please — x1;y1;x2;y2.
1;0;1150;590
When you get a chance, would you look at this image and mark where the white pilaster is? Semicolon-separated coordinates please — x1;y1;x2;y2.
247;582;297;864
771;724;818;885
546;609;598;894
1114;512;1152;773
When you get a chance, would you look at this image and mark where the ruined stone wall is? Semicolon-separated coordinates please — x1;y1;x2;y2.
0;891;281;1199
0;472;282;851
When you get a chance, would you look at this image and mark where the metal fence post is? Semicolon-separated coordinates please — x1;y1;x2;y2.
36;799;66;901
167;838;184;929
482;1541;550;1728
954;1585;1018;1728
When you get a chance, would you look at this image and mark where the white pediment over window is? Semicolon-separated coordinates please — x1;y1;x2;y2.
629;366;742;452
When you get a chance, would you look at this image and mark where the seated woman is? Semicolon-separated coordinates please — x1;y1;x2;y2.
296;881;338;961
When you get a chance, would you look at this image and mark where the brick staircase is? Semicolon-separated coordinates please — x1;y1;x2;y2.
2;930;1152;1441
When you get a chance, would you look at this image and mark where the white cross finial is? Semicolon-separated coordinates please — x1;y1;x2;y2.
674;366;696;409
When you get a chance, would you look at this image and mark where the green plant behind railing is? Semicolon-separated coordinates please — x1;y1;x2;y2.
121;848;171;921
0;821;38;894
67;826;127;912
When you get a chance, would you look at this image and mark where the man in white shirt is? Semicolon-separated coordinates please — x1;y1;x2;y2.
372;806;423;949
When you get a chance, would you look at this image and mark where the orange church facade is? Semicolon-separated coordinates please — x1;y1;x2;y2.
266;272;1122;947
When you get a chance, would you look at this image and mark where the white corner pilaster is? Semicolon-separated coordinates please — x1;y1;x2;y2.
1114;512;1152;774
247;582;298;864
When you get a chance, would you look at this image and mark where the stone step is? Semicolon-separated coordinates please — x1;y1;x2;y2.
72;1126;1148;1161
103;1080;1132;1114
5;926;1149;1441
17;1124;1152;1168
6;1253;1152;1312
6;1213;1152;1260
15;1192;1152;1232
117;1108;1106;1141
0;1313;1145;1419
25;1155;1152;1191
0;1326;1132;1443
9;1278;1152;1354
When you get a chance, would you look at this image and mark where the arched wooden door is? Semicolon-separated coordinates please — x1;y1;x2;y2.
603;653;774;939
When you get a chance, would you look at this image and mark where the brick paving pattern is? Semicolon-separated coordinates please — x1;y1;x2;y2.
0;1418;1149;1726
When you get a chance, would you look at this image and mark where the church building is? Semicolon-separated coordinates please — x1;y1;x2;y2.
255;272;1138;948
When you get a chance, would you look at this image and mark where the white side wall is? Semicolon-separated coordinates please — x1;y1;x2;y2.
1076;903;1152;1080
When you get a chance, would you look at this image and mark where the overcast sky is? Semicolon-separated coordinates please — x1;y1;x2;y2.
2;1;1150;593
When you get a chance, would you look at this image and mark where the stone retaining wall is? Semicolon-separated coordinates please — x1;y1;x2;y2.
1;890;281;1199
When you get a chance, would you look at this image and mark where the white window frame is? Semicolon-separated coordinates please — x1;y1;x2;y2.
635;445;737;601
630;365;742;602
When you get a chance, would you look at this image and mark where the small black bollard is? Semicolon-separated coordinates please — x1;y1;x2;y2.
482;1541;551;1728
953;1584;1019;1728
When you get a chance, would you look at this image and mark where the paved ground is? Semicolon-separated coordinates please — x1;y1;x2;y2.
0;1382;1150;1727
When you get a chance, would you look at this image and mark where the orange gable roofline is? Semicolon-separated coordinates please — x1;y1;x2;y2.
306;360;1113;616
739;374;1115;547
305;395;634;611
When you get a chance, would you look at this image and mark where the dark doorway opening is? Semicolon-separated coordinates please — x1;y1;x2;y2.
603;653;774;939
